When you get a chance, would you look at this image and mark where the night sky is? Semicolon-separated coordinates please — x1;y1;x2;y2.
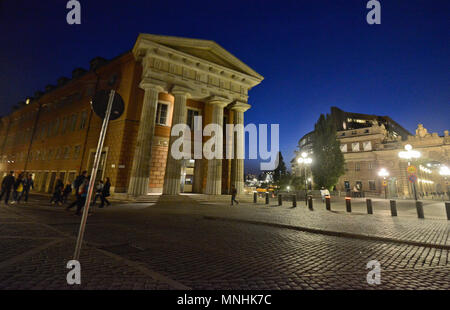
0;0;448;173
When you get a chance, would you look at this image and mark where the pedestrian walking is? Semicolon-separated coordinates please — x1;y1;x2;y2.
11;173;24;204
66;171;87;211
75;176;90;216
0;171;15;205
23;173;34;203
320;187;330;202
93;180;104;206
50;178;64;206
62;183;72;203
231;185;239;206
99;177;111;208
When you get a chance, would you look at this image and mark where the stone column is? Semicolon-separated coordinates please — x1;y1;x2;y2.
162;87;190;195
231;102;251;195
193;159;203;193
128;83;163;196
205;99;229;195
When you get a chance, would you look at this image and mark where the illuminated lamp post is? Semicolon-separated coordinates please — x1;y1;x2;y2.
297;152;312;205
398;144;421;200
378;168;389;199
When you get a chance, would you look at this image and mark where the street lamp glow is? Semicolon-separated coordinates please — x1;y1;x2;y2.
378;168;389;178
439;165;450;176
301;152;307;158
398;144;421;160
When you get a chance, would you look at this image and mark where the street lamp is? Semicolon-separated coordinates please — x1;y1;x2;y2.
297;152;312;205
398;144;421;200
378;168;389;199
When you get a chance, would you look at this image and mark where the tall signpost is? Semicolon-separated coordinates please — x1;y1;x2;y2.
73;89;124;261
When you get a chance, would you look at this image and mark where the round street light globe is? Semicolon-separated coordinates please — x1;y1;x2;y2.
297;158;303;164
301;152;307;158
378;168;389;177
405;144;412;151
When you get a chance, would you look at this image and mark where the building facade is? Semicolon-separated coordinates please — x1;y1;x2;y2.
0;34;264;196
292;107;450;198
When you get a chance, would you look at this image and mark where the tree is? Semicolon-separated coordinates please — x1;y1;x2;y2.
311;113;345;190
272;151;287;185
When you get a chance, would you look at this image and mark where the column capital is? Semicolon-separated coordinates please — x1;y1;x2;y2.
171;85;193;98
206;95;231;108
230;100;251;112
139;78;166;92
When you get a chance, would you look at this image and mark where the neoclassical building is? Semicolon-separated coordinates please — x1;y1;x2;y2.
292;107;450;198
0;34;264;196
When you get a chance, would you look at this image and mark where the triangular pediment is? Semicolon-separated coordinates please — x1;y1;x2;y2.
134;34;263;81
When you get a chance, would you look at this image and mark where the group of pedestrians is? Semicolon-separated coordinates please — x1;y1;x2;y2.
65;171;111;215
0;171;34;205
0;170;112;215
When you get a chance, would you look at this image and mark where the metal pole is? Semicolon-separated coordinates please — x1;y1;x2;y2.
73;90;115;261
304;166;307;205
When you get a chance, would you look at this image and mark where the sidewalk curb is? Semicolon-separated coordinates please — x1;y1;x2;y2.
204;216;450;250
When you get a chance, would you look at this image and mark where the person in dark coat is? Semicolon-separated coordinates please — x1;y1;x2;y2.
231;185;239;206
0;171;15;204
50;178;64;206
75;176;90;216
22;173;34;203
66;171;87;211
62;183;72;203
99;177;111;208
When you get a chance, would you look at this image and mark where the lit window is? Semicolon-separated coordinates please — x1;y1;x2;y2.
352;142;360;152
363;141;372;151
156;103;169;125
340;144;348;153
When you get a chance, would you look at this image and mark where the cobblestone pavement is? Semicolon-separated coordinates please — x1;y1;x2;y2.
0;194;449;290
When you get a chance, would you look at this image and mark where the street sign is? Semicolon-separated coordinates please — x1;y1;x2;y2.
408;174;417;183
407;165;417;174
91;89;124;120
382;180;387;187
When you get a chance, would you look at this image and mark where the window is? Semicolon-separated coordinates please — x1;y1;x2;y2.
53;118;60;135
71;114;78;131
47;149;53;160
340;144;348;153
187;109;200;129
80;111;87;130
352;142;360;152
368;162;375;170
363;141;372;151
355;162;360;171
73;145;81;159
156;103;169;125
61;117;68;133
369;180;376;191
55;148;61;160
63;146;71;159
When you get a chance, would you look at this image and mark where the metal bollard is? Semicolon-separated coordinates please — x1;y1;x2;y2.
366;199;373;214
345;197;352;212
253;192;257;203
292;195;297;208
265;192;269;205
416;201;425;219
278;194;282;206
445;202;450;221
390;200;397;217
308;195;313;210
325;196;331;211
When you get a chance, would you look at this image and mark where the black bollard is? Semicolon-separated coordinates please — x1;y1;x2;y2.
345;197;352;212
265;192;269;205
308;195;313;210
390;200;397;217
416;201;424;219
445;202;450;221
325;196;331;211
253;192;257;203
292;195;297;208
366;199;373;214
278;194;282;206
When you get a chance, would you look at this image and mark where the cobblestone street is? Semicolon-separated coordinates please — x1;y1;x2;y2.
0;195;449;290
